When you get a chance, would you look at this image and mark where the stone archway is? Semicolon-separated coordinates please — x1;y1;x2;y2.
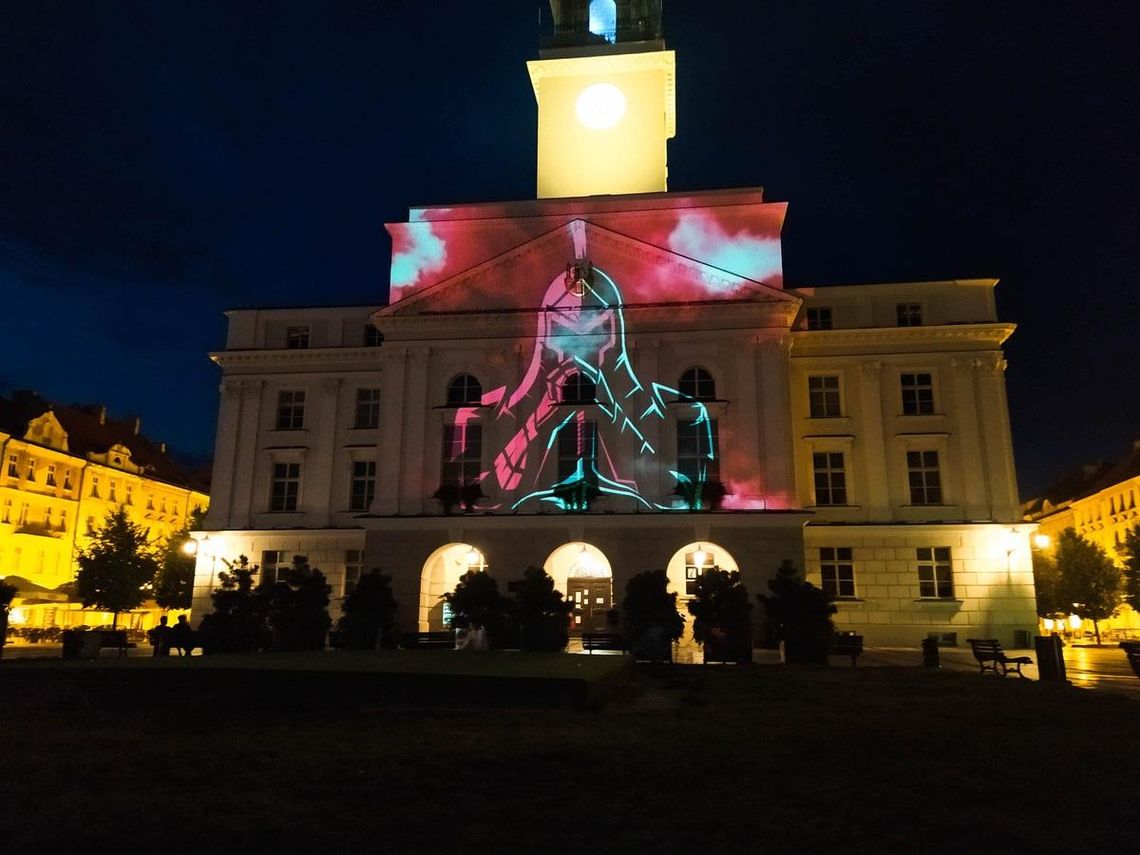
418;543;488;631
543;542;613;635
664;541;741;660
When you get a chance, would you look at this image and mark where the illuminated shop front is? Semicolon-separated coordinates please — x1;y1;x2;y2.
193;1;1036;648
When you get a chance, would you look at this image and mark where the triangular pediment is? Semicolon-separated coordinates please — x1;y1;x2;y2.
377;220;795;318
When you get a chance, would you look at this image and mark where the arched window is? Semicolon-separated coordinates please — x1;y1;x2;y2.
446;374;482;406
561;372;596;404
679;367;716;401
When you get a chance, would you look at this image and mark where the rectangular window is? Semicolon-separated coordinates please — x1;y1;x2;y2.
344;549;364;595
558;419;599;482
6;455;17;477
285;325;311;349
812;452;848;506
354;388;381;429
26;460;35;481
63;469;72;491
276;390;306;430
350;461;376;511
125;484;134;505
270;463;301;512
261;550;289;585
18;504;29;525
46;464;57;487
900;373;935;415
917;546;954;598
44;507;53;527
808;376;842;418
160;497;168;513
806;307;833;330
91;476;100;499
897;303;922;327
2;499;10;523
907;451;942;505
441;424;483;486
364;326;383;347
86;516;96;535
676;418;720;483
59;509;68;531
147;495;154;510
820;547;856;599
109;480;118;502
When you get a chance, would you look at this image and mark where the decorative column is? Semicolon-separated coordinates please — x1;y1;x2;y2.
373;348;408;515
756;332;796;503
399;346;432;514
857;360;890;518
229;380;264;530
975;355;1019;520
208;378;244;528
310;377;342;526
635;336;663;503
949;357;988;518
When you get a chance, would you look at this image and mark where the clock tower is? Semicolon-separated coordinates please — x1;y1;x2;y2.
529;1;675;198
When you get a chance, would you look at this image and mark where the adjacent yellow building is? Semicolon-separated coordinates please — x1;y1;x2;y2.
0;391;209;631
1023;438;1140;635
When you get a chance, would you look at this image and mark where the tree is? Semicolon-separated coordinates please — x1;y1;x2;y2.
197;556;268;654
1031;549;1066;618
335;569;399;649
1055;528;1123;645
442;570;508;645
0;580;17;660
687;568;752;663
621;569;684;660
510;566;571;652
153;508;205;610
75;507;159;628
1118;525;1140;614
757;559;836;664
262;556;332;651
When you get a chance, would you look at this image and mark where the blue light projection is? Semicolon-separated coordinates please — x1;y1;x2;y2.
589;0;617;42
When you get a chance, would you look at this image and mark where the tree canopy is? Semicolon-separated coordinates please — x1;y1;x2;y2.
757;559;836;664
1055;528;1123;644
263;556;332;651
1031;549;1066;618
510;566;571;652
75;506;159;627
1118;525;1140;615
152;508;205;610
336;568;399;649
443;570;508;642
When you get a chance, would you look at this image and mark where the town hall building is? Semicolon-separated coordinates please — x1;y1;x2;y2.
192;1;1037;650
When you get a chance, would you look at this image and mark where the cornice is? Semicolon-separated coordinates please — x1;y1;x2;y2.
790;323;1015;352
211;347;385;369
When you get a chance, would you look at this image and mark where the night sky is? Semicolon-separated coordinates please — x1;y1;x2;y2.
2;1;1137;497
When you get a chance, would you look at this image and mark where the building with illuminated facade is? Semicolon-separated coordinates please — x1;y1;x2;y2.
0;391;209;630
1024;438;1140;634
192;1;1037;649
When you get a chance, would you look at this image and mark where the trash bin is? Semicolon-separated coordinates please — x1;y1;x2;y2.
61;629;84;659
922;636;940;668
1034;634;1067;682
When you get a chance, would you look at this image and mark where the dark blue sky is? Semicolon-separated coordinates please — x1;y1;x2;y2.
2;1;1137;495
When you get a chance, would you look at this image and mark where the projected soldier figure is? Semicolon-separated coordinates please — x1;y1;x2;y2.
472;249;715;511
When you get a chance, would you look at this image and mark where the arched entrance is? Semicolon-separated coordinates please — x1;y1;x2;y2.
418;543;488;631
665;541;740;601
543;542;613;634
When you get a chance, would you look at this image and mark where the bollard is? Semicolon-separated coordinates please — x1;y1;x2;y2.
921;636;940;668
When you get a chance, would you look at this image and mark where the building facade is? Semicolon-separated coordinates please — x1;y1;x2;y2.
192;1;1037;649
1024;439;1140;635
0;391;209;630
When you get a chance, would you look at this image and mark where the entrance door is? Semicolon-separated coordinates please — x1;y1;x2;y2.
566;579;612;634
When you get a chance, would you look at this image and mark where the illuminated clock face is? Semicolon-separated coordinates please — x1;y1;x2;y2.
575;83;627;130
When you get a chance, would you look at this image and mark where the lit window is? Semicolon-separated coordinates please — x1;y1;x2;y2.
806;307;833;330
901;373;935;415
441;425;482;486
125;484;134;506
684;548;717;596
808;376;842;418
46;464;57;487
446;374;483;406
349;461;376;511
907;451;942;505
897;304;922;327
558;419;598;482
812;452;847;506
44;507;53;527
6;455;17;478
270;463;301;512
25;460;35;481
820;547;855;599
677;419;719;484
2;499;10;523
18;504;29;525
261;550;289;585
276;390;306;430
678;367;716;401
344;549;364;595
561;372;596;404
91;476;100;499
917;547;954;598
285;325;311;349
86;516;96;534
59;509;67;531
109;480;118;502
63;470;72;491
354;389;381;429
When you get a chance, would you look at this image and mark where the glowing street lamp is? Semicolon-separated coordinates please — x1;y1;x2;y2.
692;544;709;567
1033;533;1052;550
181;539;199;556
465;547;481;567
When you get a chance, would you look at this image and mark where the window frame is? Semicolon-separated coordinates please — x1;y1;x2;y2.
344;549;364;596
349;460;377;511
557;418;599;482
896;303;923;327
906;450;943;505
446;374;483;406
900;372;936;416
270;462;302;512
676;417;720;484
678;367;716;401
561;372;597;404
441;423;483;486
808;375;843;418
275;390;306;431
354;388;381;429
812;451;848;506
916;546;954;599
819;547;856;599
806;307;833;330
285;325;311;349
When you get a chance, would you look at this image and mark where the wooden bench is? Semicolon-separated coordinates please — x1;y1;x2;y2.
829;632;864;667
967;638;1032;677
400;631;455;650
1120;642;1140;678
581;633;627;654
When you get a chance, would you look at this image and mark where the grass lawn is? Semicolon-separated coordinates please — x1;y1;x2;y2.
2;659;1135;852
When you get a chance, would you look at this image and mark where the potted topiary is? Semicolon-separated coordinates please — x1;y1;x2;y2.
621;569;684;662
757;559;836;664
671;474;729;510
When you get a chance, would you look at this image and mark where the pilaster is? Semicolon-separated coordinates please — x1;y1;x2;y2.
373;349;408;515
857;359;891;517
